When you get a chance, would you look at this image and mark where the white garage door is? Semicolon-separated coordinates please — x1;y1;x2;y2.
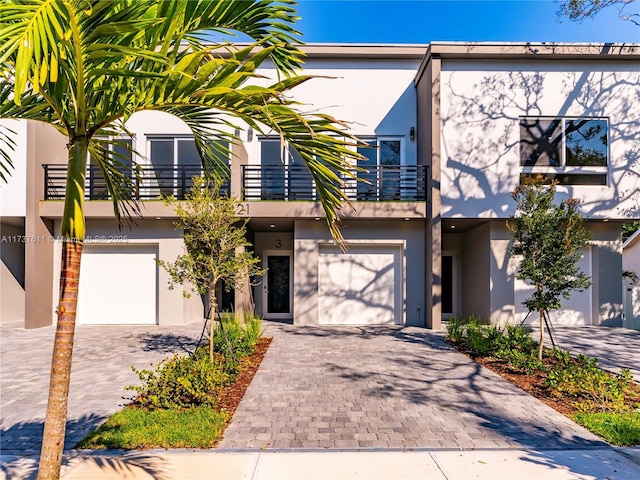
77;245;157;325
318;244;402;325
515;247;592;325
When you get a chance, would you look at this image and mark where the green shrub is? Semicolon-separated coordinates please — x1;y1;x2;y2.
466;326;494;356
545;354;635;412
502;324;536;353
465;315;483;330
127;351;231;410
485;324;503;346
212;311;263;359
243;311;264;346
446;317;465;343
494;324;543;373
500;348;545;374
127;312;263;410
446;316;504;356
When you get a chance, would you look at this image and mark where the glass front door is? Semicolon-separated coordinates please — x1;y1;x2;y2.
264;253;292;319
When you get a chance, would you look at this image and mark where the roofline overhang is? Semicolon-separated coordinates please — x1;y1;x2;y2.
623;229;640;250
415;41;640;85
298;43;429;60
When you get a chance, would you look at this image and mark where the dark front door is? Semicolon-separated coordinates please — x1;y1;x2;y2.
266;255;291;317
442;255;453;316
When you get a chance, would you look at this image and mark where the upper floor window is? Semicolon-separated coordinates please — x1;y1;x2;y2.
356;137;404;200
87;137;133;199
259;138;313;200
148;136;229;197
519;117;608;185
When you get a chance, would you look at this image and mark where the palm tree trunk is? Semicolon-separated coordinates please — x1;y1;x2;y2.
37;239;83;480
38;140;87;480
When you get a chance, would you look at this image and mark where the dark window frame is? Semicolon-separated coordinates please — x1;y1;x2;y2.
87;136;135;199
519;117;609;186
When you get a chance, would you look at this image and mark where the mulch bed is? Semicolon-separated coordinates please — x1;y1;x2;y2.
473;354;576;416
446;339;640;417
216;336;272;417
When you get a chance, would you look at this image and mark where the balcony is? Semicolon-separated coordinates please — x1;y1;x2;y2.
242;164;427;201
44;164;230;201
44;164;428;202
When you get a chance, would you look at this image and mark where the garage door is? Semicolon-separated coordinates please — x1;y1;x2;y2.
77;245;157;325
318;244;403;325
515;247;592;325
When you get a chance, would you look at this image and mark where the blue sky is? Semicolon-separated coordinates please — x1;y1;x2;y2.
292;0;640;43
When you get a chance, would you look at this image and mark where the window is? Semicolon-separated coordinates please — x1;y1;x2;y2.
520;117;608;185
356;137;403;200
149;137;201;197
148;137;229;198
259;138;313;200
87;137;133;199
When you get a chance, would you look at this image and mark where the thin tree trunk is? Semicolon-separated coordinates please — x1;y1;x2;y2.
208;288;236;363
538;308;544;361
37;239;83;480
209;297;217;363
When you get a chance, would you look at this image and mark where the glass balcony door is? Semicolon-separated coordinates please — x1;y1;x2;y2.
148;137;202;198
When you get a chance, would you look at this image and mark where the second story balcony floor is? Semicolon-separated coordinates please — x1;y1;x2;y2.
42;164;429;221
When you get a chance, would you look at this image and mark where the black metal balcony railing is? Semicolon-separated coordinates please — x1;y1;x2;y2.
242;165;428;201
44;165;230;201
44;164;428;202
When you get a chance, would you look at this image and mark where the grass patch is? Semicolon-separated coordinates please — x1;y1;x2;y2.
573;412;640;446
77;314;268;449
76;406;228;449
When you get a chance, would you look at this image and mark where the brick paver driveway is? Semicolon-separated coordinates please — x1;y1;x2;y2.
219;322;603;450
531;325;640;382
2;320;606;455
0;320;204;454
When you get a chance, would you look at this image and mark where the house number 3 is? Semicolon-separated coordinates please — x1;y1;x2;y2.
275;239;282;248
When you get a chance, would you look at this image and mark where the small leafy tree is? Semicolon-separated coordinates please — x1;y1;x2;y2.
158;176;265;363
558;0;639;26
623;220;640;241
508;176;592;360
1;2;363;477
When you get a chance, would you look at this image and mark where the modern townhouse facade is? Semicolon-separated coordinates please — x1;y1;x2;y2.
1;42;638;330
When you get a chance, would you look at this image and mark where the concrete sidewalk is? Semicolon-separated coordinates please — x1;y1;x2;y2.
2;448;639;479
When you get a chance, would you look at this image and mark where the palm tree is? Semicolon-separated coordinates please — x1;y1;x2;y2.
0;1;361;478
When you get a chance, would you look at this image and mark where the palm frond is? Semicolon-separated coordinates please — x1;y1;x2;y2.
1;0;364;245
87;137;142;226
0;122;16;182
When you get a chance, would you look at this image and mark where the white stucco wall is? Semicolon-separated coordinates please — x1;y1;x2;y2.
120;58;420;171
624;232;640;328
247;58;420;167
440;60;640;220
623;232;640;275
